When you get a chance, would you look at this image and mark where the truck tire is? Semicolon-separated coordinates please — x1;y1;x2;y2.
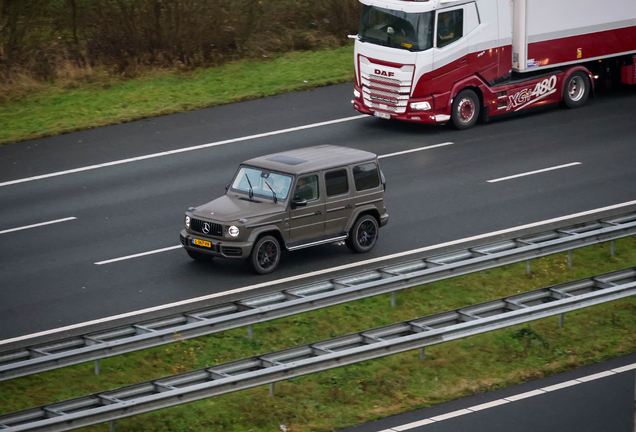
248;235;281;274
346;215;379;253
187;250;213;262
563;71;590;109
451;89;480;130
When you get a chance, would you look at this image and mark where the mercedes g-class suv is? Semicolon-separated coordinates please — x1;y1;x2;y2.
180;145;388;274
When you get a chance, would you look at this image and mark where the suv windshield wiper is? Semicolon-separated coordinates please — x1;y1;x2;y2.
244;174;253;198
264;181;277;203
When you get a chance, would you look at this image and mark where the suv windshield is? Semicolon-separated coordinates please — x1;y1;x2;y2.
358;5;433;52
231;166;293;201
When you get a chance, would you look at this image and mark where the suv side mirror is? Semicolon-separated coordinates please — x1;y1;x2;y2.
291;198;307;209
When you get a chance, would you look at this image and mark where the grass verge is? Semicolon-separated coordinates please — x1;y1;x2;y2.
0;46;355;146
1;238;635;431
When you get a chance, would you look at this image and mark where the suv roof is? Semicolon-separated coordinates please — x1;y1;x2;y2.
242;145;377;175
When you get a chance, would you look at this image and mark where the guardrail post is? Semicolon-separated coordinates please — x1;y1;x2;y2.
568;250;572;268
110;420;115;432
248;325;253;340
391;292;396;307
558;313;564;328
420;347;425;361
526;260;531;274
270;383;275;396
94;359;100;376
611;240;615;256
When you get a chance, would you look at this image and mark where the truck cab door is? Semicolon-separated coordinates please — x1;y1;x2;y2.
432;7;469;109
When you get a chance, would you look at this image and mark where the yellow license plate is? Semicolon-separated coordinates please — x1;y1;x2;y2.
192;238;211;248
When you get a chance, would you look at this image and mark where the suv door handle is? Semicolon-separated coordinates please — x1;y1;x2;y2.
314;210;323;216
344;205;353;210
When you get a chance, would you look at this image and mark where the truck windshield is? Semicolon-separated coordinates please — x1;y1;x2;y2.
358;5;433;52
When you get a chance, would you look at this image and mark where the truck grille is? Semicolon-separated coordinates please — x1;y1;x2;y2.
359;58;413;115
191;218;223;237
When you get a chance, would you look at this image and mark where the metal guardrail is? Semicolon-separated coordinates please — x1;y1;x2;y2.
1;211;636;381
1;267;634;431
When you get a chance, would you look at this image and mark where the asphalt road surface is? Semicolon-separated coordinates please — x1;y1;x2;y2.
1;81;635;348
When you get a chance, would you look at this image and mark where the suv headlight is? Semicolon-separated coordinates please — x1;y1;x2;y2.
185;215;191;228
228;225;240;237
410;101;431;111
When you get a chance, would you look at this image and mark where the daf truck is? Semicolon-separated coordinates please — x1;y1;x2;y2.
351;0;636;129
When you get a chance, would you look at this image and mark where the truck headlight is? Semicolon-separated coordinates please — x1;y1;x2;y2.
353;89;361;99
228;226;240;237
185;215;191;228
410;101;431;111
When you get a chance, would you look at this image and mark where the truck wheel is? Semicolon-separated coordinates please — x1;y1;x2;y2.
563;71;590;108
248;235;281;274
451;89;480;130
346;215;379;253
187;250;213;262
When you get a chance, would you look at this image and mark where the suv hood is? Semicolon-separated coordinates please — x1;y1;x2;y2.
192;194;283;223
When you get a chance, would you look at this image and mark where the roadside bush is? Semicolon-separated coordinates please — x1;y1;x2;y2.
0;0;361;84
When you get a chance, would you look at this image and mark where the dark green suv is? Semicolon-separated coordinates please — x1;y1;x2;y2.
180;145;388;274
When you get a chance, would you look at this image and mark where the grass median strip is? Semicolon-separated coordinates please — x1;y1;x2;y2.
1;238;635;431
0;46;355;146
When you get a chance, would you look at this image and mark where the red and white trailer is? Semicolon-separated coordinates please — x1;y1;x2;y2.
351;0;636;129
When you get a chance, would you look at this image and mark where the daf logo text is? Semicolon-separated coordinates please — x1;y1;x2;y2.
374;69;394;77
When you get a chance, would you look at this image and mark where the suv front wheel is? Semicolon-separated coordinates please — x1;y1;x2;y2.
248;235;281;274
346;215;379;253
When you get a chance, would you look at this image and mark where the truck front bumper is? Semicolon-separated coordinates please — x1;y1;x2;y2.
352;85;449;124
180;230;253;259
353;99;450;124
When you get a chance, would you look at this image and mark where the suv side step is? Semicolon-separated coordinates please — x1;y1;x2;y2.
287;234;348;251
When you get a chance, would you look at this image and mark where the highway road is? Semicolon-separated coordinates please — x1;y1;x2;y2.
1;81;635;348
339;353;636;432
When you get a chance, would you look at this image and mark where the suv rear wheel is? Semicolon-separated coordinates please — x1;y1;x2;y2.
346;215;379;253
248;235;281;274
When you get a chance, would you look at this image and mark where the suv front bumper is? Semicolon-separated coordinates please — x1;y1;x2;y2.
180;230;253;259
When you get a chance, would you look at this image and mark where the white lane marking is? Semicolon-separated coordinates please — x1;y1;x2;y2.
380;362;635;431
467;399;509;411
576;370;616;382
487;162;581;183
0;115;368;188
94;246;182;265
541;379;580;392
429;409;472;421
0;217;77;235
378;142;454;159
504;389;546;402
392;419;436;431
5;198;636;347
611;363;636;373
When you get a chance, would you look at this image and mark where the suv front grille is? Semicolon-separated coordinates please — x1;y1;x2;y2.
191;218;223;237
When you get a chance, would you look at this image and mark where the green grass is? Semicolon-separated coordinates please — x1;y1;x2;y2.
0;46;355;146
1;238;635;431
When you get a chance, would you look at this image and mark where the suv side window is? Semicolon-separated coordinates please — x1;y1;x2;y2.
325;168;349;197
294;174;319;201
353;162;380;191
